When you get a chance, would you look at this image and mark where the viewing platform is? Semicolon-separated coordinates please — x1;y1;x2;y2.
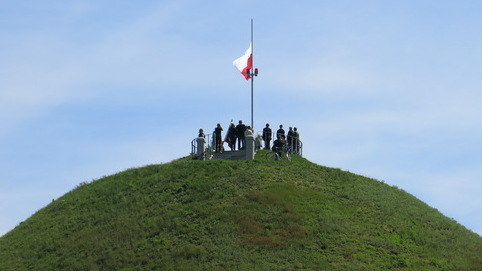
191;132;302;161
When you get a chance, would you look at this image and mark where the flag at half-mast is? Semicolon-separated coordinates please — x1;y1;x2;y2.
233;43;253;80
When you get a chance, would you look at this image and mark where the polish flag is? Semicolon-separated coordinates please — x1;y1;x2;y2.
233;43;253;80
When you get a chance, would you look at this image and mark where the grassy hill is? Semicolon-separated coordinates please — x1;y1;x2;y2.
1;151;481;270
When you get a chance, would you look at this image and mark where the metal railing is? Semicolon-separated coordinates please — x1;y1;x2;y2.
191;133;214;159
205;133;214;159
192;131;303;158
259;132;303;156
191;139;197;155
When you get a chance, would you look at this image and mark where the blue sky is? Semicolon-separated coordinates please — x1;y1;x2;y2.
1;0;481;237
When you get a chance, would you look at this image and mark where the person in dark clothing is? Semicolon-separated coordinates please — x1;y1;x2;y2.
235;120;247;150
262;123;272;149
272;135;286;159
198;129;205;138
293;127;300;154
225;123;236;151
214;123;223;152
277;125;285;140
287;127;294;152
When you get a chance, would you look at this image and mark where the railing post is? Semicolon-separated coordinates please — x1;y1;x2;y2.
245;134;255;160
196;137;206;160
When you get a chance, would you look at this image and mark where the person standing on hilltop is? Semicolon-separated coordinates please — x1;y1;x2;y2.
262;123;272;149
236;120;247;150
214;123;223;152
277;125;285;140
224;123;236;151
293;127;300;154
287;127;294;152
272;134;286;159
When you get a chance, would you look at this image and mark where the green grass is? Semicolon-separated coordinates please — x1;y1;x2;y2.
1;151;481;270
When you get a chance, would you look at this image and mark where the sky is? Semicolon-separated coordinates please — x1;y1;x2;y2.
1;1;481;237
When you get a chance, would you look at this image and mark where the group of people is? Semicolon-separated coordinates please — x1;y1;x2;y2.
198;121;301;154
222;120;254;151
262;124;301;155
198;120;253;152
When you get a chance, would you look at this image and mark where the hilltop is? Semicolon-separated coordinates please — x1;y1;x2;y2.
1;151;481;270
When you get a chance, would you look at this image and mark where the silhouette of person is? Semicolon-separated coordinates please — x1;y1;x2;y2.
198;129;205;138
272;134;286;159
293;127;300;154
225;123;236;151
287;127;294;152
277;125;285;140
235;120;247;150
214;123;223;152
262;123;272;149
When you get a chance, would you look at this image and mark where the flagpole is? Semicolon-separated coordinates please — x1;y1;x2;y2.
250;19;254;130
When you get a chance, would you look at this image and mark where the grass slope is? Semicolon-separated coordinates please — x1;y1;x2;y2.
1;151;481;270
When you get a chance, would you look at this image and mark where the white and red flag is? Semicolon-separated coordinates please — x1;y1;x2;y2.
233;43;253;80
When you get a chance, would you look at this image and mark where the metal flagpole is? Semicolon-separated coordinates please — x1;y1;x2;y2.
250;19;254;130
